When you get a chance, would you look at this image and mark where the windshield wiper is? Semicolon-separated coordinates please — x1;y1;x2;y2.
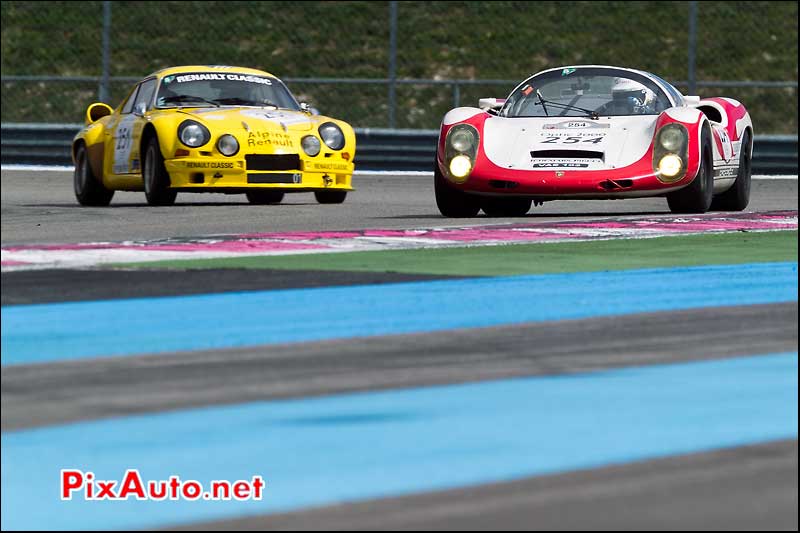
536;90;550;117
161;95;219;107
213;97;279;108
535;95;598;120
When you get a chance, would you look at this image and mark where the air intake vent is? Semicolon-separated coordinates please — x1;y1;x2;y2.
489;180;519;189
245;154;301;171
531;150;604;159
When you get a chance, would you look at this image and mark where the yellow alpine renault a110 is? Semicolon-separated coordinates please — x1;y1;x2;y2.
72;65;355;206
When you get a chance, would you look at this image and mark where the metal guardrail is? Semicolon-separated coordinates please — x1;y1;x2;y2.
1;123;797;174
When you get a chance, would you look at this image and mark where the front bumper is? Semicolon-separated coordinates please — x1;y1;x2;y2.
165;157;354;191
440;157;696;199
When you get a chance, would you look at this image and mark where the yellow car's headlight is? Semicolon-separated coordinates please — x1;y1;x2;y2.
319;122;345;150
302;135;321;157
178;120;210;148
217;134;239;156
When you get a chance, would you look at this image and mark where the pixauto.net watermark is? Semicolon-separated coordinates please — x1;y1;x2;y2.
61;469;265;501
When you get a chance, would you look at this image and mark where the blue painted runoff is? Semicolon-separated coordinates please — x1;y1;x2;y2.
1;352;797;530
2;262;797;365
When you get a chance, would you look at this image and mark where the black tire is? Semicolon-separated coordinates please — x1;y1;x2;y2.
74;144;114;206
143;136;177;206
711;131;751;211
434;160;480;217
246;190;285;204
314;190;347;204
481;197;532;217
667;128;714;214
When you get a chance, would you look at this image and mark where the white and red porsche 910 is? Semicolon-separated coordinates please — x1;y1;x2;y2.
435;65;753;217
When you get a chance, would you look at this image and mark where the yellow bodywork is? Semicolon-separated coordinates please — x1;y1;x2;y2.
73;66;355;193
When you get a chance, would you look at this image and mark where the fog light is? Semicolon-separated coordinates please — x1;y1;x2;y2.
449;154;472;180
658;154;683;178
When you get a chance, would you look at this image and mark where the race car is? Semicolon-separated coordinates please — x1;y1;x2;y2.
435;65;753;217
73;65;355;206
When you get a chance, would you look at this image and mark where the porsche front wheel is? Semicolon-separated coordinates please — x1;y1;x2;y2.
481;197;532;217
143;137;177;206
434;160;480;217
74;144;114;206
667;129;713;214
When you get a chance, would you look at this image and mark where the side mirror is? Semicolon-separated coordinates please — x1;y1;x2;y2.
133;101;147;116
478;98;505;111
85;102;113;125
300;102;320;115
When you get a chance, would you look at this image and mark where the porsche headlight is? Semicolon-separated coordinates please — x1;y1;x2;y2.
653;123;689;183
449;128;477;153
319;122;345;150
444;124;479;183
659;127;684;151
302;135;321;157
658;154;683;177
449;154;472;178
217;134;239;156
178;120;210;148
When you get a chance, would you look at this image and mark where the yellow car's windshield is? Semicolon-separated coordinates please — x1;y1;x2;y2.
155;72;300;110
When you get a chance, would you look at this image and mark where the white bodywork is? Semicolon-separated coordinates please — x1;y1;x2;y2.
481;115;657;173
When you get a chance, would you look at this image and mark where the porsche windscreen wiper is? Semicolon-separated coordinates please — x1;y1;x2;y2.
212;97;279;108
535;96;598;120
536;90;550;117
160;95;220;107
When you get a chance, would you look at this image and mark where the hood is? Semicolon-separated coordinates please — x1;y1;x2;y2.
177;107;317;132
482;115;658;170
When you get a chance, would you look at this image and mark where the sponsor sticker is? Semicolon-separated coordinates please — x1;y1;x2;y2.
561;68;576;76
185;161;235;169
308;162;349;171
543;121;610;130
532;162;589;168
174;73;273;85
530;156;598;169
247;130;294;148
537;131;607;145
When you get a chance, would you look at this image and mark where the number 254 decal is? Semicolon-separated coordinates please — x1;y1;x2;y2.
541;136;604;144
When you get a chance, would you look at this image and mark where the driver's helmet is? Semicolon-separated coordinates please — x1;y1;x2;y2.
611;77;656;114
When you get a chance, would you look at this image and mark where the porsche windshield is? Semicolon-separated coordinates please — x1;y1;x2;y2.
502;68;672;118
155;72;300;110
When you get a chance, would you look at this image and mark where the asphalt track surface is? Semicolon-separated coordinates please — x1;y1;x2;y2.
1;169;798;530
1;170;797;244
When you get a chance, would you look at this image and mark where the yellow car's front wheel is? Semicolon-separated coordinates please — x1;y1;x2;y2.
314;191;348;204
144;137;177;206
